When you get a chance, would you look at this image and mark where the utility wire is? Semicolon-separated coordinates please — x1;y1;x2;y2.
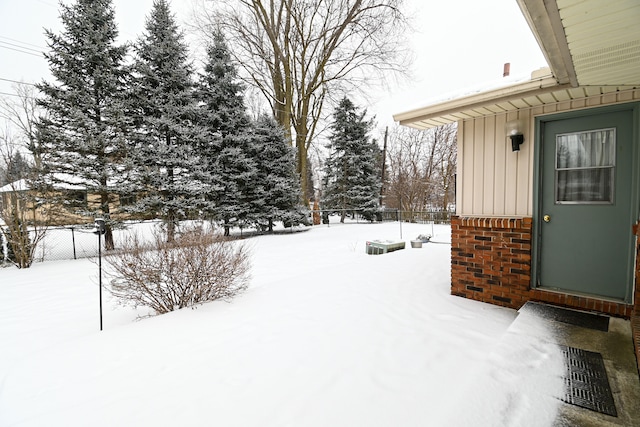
0;35;46;51
0;91;36;99
33;0;57;9
0;77;38;87
0;40;43;54
0;43;43;58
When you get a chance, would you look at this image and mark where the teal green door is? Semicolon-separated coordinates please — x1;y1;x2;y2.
539;109;635;301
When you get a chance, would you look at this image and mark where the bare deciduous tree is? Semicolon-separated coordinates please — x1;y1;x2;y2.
0;127;48;268
384;123;456;218
0;84;43;170
432;123;457;213
192;0;410;200
0;85;52;268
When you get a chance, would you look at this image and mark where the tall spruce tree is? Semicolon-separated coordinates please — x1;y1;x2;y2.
322;97;381;222
37;0;129;249
3;151;30;185
129;0;201;241
251;114;304;232
197;30;257;236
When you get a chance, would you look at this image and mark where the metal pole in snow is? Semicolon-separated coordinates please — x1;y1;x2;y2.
93;218;105;331
71;227;77;260
98;230;102;331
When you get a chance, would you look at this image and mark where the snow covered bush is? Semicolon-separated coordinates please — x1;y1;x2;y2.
105;226;250;315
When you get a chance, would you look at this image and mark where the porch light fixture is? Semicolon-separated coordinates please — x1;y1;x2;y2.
505;119;525;152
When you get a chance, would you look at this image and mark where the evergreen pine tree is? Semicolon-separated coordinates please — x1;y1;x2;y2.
196;30;257;236
37;0;129;249
322;97;381;222
128;0;201;241
5;152;31;184
251;114;304;231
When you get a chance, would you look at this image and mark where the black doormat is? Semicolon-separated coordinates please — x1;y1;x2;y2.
560;345;617;417
523;302;610;332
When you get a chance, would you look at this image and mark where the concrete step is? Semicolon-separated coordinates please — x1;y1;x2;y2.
514;302;640;427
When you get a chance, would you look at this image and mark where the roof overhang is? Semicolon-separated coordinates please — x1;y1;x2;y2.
394;70;567;129
519;0;640;87
395;0;640;129
516;0;577;87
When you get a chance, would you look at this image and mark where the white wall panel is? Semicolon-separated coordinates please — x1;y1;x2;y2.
457;89;640;217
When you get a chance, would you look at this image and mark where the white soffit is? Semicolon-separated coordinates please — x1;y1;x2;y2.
392;78;637;130
559;0;640;86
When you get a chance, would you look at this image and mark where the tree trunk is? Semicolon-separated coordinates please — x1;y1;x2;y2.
100;192;114;250
297;141;308;201
224;216;230;237
165;131;176;243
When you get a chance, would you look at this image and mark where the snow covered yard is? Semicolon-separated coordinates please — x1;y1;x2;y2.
0;222;563;426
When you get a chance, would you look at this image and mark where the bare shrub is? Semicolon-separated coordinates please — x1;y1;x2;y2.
105;226;250;315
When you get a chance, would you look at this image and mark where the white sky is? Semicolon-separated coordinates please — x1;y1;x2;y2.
0;0;548;130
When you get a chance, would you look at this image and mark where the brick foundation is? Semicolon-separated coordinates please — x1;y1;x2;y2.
451;216;533;309
451;215;635;317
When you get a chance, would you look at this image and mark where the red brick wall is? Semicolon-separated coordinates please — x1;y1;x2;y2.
451;215;635;317
451;216;533;309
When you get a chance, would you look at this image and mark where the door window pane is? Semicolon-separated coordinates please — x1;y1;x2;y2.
555;128;615;204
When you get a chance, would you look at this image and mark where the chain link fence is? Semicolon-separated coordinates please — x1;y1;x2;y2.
379;209;453;224
1;211;452;265
32;224;99;262
316;208;453;225
1;220;166;265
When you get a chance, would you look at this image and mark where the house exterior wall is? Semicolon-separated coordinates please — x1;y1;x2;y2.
457;111;534;217
0;190;144;226
451;216;533;307
451;215;635;317
453;88;640;318
456;89;640;218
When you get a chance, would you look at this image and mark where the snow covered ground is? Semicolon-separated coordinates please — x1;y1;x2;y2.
0;221;564;426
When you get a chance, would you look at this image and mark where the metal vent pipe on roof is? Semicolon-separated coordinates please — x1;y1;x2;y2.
503;62;511;77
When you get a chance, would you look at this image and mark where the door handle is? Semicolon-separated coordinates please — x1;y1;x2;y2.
543;214;551;223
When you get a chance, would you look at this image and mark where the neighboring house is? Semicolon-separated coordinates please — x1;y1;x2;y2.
0;179;140;225
394;0;640;320
0;179;39;222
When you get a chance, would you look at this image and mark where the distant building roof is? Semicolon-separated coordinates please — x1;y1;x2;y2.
0;179;29;193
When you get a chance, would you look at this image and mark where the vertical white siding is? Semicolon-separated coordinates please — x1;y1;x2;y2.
458;111;531;217
493;114;507;214
472;119;485;214
457;89;640;217
482;115;496;214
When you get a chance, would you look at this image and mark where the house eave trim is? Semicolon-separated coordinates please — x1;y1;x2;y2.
516;0;578;87
394;77;566;126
